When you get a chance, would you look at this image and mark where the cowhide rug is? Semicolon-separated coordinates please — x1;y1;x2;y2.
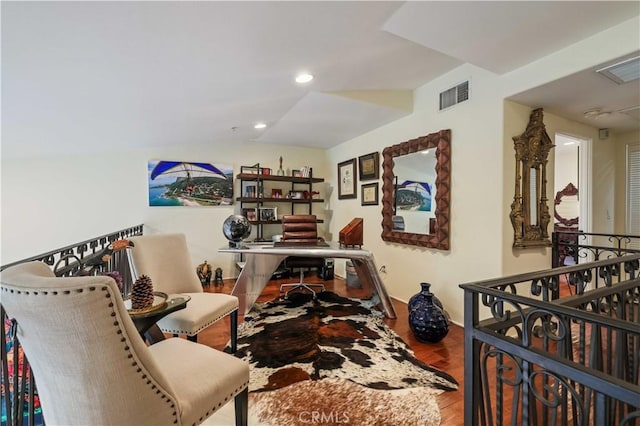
235;291;458;393
249;378;443;426
202;378;443;425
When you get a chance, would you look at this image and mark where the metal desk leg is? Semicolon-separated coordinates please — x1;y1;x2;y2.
232;253;287;314
351;257;397;319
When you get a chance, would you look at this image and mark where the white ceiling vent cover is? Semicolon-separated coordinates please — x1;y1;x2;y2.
439;80;469;111
596;56;640;84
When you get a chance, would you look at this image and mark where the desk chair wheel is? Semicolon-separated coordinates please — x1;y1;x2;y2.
280;269;324;299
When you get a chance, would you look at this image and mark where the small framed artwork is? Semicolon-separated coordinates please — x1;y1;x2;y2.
358;152;379;181
271;188;283;198
259;207;277;222
361;182;379;206
292;169;302;177
338;158;357;199
242;208;257;221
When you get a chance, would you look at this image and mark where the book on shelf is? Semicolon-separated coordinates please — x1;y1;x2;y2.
244;184;258;198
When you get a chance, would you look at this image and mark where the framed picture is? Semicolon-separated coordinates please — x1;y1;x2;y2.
358;152;379;181
242;207;257;221
361;182;379;206
292;169;302;177
271;188;283;198
148;160;233;207
338;158;357;199
259;207;277;222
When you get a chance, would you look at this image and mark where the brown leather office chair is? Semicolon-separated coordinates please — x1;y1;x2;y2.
279;214;325;298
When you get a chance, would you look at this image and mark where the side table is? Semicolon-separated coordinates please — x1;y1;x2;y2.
127;294;190;344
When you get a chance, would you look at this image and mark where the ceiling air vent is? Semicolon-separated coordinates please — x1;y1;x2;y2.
439;80;469;111
596;56;640;84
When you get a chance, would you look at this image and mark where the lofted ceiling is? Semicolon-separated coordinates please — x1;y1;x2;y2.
2;1;639;159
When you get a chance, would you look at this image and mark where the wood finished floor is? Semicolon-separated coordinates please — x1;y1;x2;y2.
197;273;466;425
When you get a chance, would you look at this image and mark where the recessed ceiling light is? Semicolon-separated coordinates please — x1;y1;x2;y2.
254;123;267;129
295;73;314;84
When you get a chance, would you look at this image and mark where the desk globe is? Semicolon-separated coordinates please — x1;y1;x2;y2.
223;214;251;247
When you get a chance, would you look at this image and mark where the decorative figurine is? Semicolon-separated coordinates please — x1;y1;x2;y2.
277;156;285;176
197;260;212;288
214;267;223;286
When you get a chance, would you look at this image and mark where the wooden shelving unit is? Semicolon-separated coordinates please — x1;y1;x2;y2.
236;168;325;242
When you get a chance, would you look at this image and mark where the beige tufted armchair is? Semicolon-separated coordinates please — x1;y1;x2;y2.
128;233;239;351
0;261;249;426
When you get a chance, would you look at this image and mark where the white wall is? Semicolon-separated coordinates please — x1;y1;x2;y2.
501;102;609;275
497;16;639;276
554;136;579;196
2;13;637;326
327;63;505;326
326;17;640;324
545;113;613;235
1;142;330;277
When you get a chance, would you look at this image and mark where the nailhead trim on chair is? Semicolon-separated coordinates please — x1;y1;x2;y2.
192;379;250;426
98;286;180;423
159;306;238;336
0;284;180;425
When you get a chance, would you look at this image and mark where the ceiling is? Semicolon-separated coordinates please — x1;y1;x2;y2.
2;1;639;159
509;51;640;134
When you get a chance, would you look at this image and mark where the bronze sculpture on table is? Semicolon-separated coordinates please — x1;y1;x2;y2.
214;267;223;286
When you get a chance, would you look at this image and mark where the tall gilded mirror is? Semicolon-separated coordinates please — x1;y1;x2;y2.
381;129;451;250
510;108;554;248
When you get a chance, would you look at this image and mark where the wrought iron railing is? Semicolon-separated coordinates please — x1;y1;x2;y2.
461;254;640;426
1;225;143;426
552;230;640;268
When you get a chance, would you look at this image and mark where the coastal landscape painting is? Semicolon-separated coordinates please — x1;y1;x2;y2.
148;160;234;207
396;180;431;211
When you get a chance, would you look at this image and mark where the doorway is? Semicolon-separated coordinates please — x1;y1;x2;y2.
553;133;591;232
554;133;592;262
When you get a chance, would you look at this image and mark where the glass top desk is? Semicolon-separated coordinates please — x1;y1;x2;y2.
219;242;396;318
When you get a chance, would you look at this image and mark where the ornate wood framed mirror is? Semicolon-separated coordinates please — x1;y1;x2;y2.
554;182;579;227
510;108;554;248
381;129;451;250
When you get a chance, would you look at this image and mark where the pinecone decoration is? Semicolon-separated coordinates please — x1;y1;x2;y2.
132;275;155;309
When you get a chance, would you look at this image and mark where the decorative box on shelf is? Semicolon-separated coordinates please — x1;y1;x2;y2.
339;218;363;248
